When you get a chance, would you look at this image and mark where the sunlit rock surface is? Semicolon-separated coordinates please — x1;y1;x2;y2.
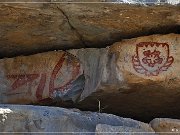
0;104;154;133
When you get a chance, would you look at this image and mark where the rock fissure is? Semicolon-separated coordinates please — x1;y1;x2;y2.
56;6;88;48
0;3;179;58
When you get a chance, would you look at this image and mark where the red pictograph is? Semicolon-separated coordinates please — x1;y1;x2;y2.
36;73;46;100
7;52;81;101
132;42;174;76
7;74;40;90
142;50;163;67
49;53;81;98
49;53;66;97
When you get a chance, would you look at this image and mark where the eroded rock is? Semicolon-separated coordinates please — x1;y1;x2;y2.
0;104;154;134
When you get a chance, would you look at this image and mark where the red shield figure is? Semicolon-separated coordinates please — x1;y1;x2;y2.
132;42;174;76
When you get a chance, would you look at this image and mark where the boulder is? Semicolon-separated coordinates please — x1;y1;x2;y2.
0;104;154;134
150;118;180;134
0;1;179;58
95;124;155;135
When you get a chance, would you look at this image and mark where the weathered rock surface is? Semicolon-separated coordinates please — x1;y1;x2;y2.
0;51;84;104
95;124;155;135
0;1;179;58
0;34;180;121
0;104;154;134
150;118;180;134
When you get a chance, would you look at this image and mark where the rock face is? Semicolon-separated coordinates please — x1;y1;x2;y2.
0;33;180;121
150;118;180;134
0;51;84;104
0;2;179;58
0;104;154;133
95;124;155;135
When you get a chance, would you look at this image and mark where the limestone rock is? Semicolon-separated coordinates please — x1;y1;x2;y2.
0;2;179;58
0;104;154;134
150;118;180;134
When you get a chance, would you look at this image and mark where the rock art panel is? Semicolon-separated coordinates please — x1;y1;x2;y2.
109;34;179;83
0;51;84;104
0;34;180;112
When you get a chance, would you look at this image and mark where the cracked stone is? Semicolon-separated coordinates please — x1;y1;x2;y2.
0;2;179;58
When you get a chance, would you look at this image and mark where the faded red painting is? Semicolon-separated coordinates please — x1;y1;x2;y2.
132;42;174;76
7;52;82;101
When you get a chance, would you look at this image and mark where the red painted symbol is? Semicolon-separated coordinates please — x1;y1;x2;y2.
7;74;46;100
132;42;174;76
49;53;66;97
36;73;46;100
